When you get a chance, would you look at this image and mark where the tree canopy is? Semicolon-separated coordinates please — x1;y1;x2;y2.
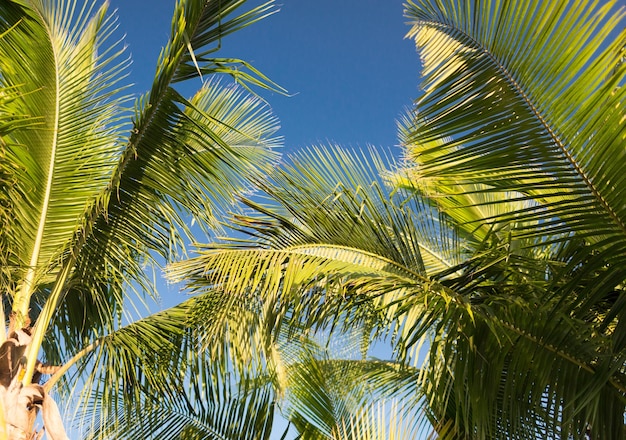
0;0;625;439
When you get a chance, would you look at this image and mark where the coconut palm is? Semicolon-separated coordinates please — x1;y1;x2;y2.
397;0;626;437
169;145;460;438
0;0;283;438
170;0;626;438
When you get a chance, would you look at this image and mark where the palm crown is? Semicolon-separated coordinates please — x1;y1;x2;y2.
0;0;282;437
170;0;626;438
0;0;625;439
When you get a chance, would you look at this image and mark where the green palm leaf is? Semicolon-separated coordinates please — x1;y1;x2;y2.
0;0;283;436
0;0;281;378
397;5;626;435
333;401;422;440
46;293;275;439
167;146;478;437
403;0;626;251
395;113;544;251
276;339;421;440
167;146;465;348
47;79;280;362
0;0;129;322
171;133;626;438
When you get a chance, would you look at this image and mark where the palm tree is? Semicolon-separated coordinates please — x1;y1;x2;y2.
170;0;626;438
398;0;626;437
0;0;283;438
169;145;460;438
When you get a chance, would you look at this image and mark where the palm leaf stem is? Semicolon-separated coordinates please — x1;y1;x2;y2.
287;244;425;282
23;257;73;386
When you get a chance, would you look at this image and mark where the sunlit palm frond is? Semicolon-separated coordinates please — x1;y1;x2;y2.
0;0;129;321
48;67;280;367
0;2;283;429
395;113;546;254
242;145;464;275
163;80;281;232
55;0;282;307
165;145;488;437
167;146;469;356
0;81;36;291
169;247;414;355
277;344;423;440
398;6;626;434
403;0;626;256
333;400;423;440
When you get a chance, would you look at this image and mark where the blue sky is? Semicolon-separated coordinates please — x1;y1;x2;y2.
108;0;421;152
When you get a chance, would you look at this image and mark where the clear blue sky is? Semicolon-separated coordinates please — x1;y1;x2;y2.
108;0;421;152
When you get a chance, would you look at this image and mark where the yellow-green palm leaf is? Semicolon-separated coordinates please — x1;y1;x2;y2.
0;0;282;437
403;0;626;248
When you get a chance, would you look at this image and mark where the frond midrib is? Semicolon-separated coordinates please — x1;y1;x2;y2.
286;243;424;281
14;4;62;321
414;18;626;241
58;1;208;272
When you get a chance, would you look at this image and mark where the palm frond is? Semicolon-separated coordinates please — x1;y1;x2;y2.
0;0;129;322
167;145;487;437
333;400;423;440
273;338;425;440
44;80;280;367
390;238;626;438
398;7;626;433
403;0;626;254
167;146;468;351
395;113;545;252
240;145;464;274
52;293;274;439
83;369;275;440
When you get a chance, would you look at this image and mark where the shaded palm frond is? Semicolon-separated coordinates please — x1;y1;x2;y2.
83;369;276;440
54;292;274;439
391;240;626;439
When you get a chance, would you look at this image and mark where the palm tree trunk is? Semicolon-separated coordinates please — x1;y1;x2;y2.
0;326;67;440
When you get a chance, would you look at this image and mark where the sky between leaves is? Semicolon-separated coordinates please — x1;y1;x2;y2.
103;1;423;438
108;0;421;151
